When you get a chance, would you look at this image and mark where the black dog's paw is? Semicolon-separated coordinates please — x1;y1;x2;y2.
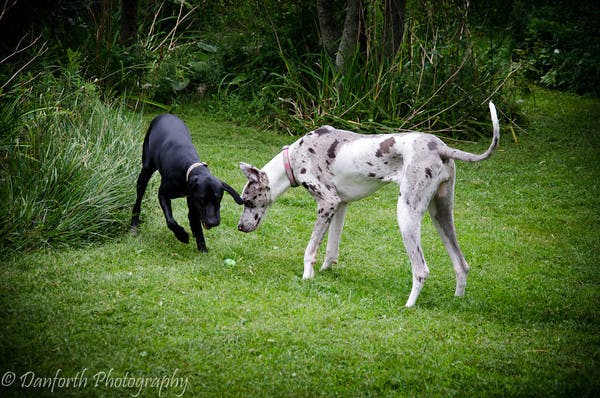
130;217;142;234
174;227;190;244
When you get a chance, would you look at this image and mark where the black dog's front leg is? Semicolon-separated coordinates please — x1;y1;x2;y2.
158;194;189;244
187;197;207;252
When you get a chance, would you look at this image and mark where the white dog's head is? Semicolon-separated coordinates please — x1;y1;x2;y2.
237;163;272;233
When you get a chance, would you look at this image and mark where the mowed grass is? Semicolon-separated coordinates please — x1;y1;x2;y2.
1;89;598;397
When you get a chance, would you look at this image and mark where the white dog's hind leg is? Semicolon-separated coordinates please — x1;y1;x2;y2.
397;199;430;307
321;202;348;271
429;178;470;298
397;164;441;307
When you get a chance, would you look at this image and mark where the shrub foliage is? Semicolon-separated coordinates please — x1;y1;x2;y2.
0;66;143;252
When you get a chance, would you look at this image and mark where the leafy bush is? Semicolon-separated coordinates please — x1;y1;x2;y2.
262;1;516;138
33;2;227;106
505;0;599;95
0;65;144;252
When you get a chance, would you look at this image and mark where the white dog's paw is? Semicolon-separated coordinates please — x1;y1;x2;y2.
302;268;315;279
320;259;336;272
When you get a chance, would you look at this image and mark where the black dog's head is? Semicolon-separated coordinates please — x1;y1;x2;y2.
188;174;243;229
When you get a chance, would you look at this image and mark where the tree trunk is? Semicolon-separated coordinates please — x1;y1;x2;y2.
317;0;340;58
120;0;138;46
383;0;406;59
335;0;362;72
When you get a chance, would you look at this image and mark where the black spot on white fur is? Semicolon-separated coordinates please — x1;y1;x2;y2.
314;127;331;135
328;140;339;158
376;137;396;157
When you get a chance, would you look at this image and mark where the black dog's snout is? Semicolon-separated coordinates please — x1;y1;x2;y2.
201;213;220;230
203;220;219;230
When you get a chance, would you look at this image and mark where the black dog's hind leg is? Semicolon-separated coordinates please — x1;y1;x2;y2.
131;167;155;232
187;197;207;252
158;193;190;244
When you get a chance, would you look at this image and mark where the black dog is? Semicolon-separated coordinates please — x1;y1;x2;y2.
131;114;243;252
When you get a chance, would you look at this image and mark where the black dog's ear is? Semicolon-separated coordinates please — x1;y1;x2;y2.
187;174;199;189
222;181;244;205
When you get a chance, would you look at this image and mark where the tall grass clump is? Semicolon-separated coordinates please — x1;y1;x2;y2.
265;1;517;139
0;64;144;253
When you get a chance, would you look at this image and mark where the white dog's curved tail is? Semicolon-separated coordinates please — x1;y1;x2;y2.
438;101;500;162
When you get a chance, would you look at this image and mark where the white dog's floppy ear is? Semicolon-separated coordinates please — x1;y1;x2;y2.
239;162;262;182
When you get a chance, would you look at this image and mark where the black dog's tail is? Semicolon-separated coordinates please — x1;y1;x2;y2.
438;102;500;162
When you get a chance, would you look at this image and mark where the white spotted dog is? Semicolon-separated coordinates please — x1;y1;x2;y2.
238;102;500;307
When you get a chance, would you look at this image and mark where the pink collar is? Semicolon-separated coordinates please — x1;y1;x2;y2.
282;146;299;187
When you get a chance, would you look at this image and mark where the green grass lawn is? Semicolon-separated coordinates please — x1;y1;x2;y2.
1;89;598;397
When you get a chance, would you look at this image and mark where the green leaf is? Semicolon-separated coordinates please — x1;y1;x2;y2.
166;77;190;92
197;41;217;53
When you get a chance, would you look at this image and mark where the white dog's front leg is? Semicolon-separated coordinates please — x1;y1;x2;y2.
303;227;326;279
303;251;316;279
303;202;339;279
321;202;348;271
